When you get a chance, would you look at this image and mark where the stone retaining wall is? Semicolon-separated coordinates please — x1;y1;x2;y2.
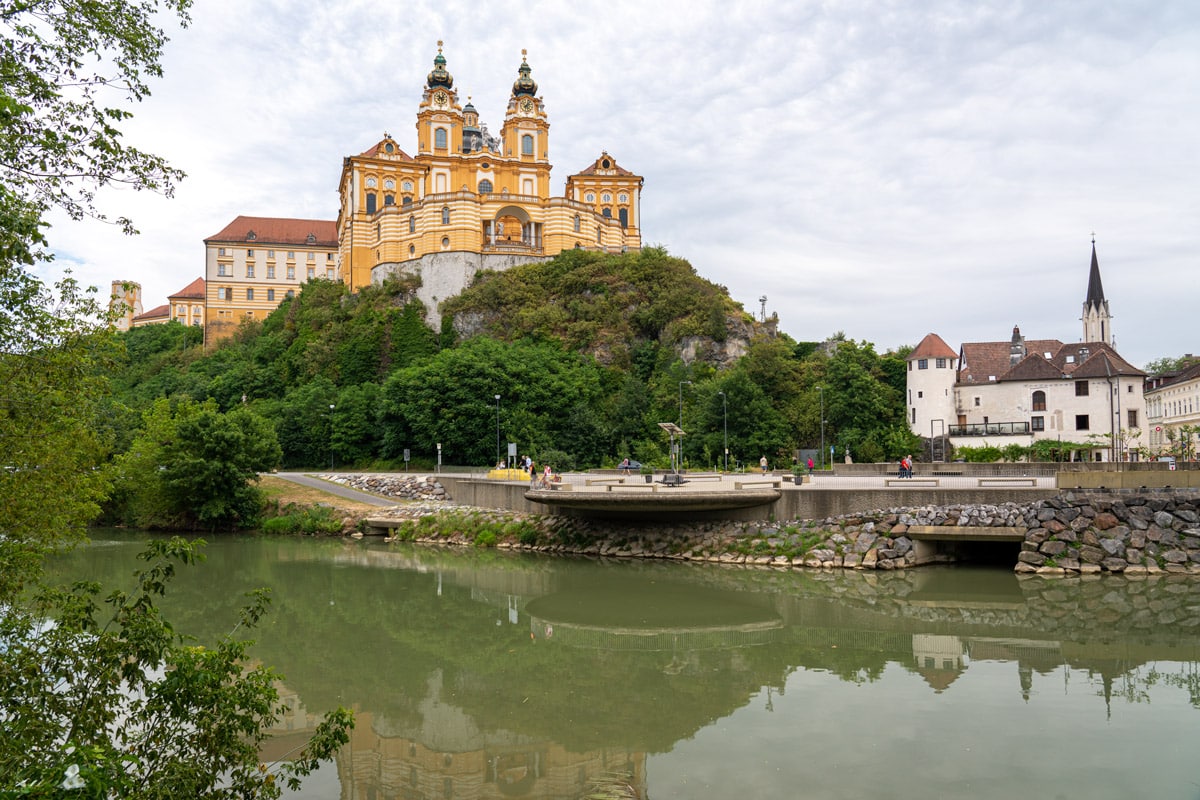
318;476;1200;577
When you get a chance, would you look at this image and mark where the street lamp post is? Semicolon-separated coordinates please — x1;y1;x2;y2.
494;394;501;468
328;404;336;470
817;386;825;469
718;390;728;472
678;380;692;471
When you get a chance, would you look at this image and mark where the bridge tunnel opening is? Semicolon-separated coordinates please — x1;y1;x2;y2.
916;539;1024;568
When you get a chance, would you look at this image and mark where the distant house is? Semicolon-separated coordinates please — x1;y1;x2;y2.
1144;357;1200;456
907;242;1147;461
127;278;205;329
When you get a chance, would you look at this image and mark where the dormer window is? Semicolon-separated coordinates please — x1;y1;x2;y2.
601;158;611;169
384;142;395;154
247;231;257;241
306;233;316;244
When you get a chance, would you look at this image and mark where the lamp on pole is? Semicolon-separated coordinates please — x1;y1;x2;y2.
678;380;692;470
718;390;728;472
817;386;825;469
494;394;501;468
328;404;336;470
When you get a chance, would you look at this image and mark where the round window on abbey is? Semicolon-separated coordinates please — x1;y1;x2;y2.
441;237;450;250
409;244;415;255
366;177;378;188
585;193;595;203
601;159;611;169
385;143;394;154
384;178;395;190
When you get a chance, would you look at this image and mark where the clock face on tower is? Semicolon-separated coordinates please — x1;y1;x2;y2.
520;98;533;113
434;90;448;107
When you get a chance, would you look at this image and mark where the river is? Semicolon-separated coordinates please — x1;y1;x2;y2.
52;531;1200;799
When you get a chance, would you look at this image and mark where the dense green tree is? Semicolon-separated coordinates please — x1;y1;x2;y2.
110;398;281;530
380;338;608;466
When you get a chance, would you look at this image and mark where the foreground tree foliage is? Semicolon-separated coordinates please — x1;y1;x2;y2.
2;1;354;793
0;538;352;798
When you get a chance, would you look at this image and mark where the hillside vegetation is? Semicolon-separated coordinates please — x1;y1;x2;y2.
105;248;915;488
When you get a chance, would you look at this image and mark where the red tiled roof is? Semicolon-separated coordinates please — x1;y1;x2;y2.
169;277;205;301
574;152;636;177
357;139;415;160
205;216;337;247
959;338;1064;384
1001;353;1064;381
133;304;169;321
909;333;957;361
1068;345;1145;378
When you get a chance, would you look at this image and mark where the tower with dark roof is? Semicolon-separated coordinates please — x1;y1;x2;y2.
1082;239;1112;345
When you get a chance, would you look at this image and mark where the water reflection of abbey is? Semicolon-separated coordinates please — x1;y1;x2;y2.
271;545;1200;798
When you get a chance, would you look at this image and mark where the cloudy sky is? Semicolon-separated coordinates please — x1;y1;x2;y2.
39;0;1199;368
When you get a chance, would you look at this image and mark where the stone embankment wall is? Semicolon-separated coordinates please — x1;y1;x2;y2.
321;476;1200;576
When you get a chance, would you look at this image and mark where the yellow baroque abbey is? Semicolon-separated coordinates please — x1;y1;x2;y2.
336;44;643;323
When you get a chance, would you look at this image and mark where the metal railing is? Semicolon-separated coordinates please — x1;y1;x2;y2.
948;422;1030;436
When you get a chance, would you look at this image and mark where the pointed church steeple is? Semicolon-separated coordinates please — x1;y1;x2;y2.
1082;236;1112;344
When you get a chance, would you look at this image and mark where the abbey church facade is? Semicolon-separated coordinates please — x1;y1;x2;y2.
201;44;643;342
335;44;643;326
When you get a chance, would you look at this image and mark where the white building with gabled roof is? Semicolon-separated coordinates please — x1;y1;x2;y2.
907;242;1147;461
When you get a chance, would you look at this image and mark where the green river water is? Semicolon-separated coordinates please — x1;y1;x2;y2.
51;531;1200;799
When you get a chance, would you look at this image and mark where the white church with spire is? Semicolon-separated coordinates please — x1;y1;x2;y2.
906;241;1146;461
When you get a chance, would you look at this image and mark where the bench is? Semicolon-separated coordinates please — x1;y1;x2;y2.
586;477;626;486
884;478;940;487
734;480;782;490
684;473;724;481
930;471;963;476
976;477;1038;487
608;483;657;492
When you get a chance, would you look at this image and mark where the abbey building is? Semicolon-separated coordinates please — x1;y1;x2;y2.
199;44;643;341
336;44;643;325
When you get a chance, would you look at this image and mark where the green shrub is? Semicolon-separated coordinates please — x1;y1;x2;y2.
259;504;343;535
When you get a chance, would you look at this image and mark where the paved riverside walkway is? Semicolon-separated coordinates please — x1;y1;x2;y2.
271;471;400;506
496;471;1058;492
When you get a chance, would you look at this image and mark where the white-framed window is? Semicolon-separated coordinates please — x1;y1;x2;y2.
585;192;595;202
245;265;255;278
384;178;395;190
618;193;628;203
602;193;611;203
521;134;533;155
246;288;254;301
267;265;275;279
267;289;275;301
366;176;378;188
307;252;315;261
218;264;229;277
402;180;413;192
286;266;295;280
307;266;315;279
217;247;226;256
267;250;275;258
434;128;447;149
326;267;334;279
287;251;295;259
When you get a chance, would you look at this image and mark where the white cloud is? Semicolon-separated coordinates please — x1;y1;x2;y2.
34;0;1200;368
